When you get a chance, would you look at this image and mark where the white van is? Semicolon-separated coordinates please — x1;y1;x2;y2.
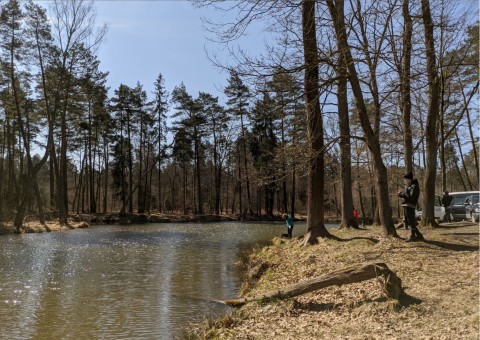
415;194;445;221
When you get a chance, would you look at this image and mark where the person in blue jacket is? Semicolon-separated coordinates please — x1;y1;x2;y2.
282;213;294;238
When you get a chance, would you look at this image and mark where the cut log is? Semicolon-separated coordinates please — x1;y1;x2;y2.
224;262;403;307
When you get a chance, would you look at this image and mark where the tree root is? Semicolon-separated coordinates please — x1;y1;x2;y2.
223;262;405;307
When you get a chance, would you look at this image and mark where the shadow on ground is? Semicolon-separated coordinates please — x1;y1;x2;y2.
421;239;478;252
399;293;423;307
336;236;380;244
295;293;422;313
437;222;478;229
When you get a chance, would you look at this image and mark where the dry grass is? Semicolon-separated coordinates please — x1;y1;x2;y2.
0;219;89;234
189;222;479;339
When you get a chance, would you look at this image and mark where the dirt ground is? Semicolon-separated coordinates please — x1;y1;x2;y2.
189;222;479;339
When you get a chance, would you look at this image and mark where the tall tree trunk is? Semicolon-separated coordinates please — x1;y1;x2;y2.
291;168;296;219
0;159;3;219
157;165;163;213
439;52;449;192
183;165;187;214
6;112;17;214
240;114;252;214
336;36;356;229
301;0;330;245
127;115;134;214
455;128;473;190
280;117;288;214
88;102;96;213
237;145;243;215
327;0;396;236
144;144;152;212
59;73;73;221
138;119;144;214
0;122;5;218
103;140;109;213
56;69;71;226
9;31;51;230
401;0;414;173
290;116;298;219
194;128;203;214
49;156;55;210
463;84;479;183
34;179;46;225
420;0;441;227
213;137;221;215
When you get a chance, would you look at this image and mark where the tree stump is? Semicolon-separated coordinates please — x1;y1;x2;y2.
224;262;404;307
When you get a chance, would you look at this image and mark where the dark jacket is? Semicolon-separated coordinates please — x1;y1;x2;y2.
399;179;420;209
441;194;453;207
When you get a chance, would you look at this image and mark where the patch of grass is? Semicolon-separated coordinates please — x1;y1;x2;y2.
193;222;479;339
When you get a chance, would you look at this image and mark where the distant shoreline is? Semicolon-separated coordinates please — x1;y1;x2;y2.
1;212;330;236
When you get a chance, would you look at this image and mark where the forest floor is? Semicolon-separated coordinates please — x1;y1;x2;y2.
186;221;479;339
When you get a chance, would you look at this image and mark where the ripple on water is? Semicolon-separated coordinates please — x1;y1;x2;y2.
0;222;314;338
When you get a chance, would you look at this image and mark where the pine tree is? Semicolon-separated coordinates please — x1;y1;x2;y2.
224;71;252;215
171;83;207;214
153;73;169;212
198;92;229;215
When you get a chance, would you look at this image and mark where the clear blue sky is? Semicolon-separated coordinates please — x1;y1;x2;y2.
94;1;266;101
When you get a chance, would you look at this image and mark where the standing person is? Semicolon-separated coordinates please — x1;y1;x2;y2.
397;171;424;242
282;213;294;238
441;191;454;222
353;208;359;223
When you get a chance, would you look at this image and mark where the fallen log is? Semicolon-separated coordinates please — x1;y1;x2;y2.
224;262;403;307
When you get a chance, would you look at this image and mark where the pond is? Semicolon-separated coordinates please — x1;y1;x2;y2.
0;221;336;339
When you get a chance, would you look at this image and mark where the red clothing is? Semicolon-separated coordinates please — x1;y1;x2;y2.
353;209;359;222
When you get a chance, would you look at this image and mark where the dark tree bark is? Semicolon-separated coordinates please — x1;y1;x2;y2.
463;83;479;185
455;129;474;190
336;20;356;229
301;0;331;245
8;3;52;230
420;0;441;227
327;0;396;236
193;126;203;214
401;0;414;173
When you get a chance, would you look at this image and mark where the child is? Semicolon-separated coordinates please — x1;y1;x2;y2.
282;213;294;238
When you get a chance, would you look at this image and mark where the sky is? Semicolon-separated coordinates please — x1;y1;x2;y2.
93;1;267;102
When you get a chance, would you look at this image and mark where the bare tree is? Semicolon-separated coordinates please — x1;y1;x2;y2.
49;0;106;224
326;0;397;236
419;0;440;227
400;0;414;173
334;5;357;229
301;0;331;244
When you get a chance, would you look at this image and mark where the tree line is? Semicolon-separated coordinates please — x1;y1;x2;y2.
0;0;477;234
195;0;478;241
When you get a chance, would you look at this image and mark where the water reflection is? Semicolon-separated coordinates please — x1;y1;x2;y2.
0;221;318;339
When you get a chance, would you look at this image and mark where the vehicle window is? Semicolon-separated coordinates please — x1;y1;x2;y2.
452;194;469;205
473;195;479;204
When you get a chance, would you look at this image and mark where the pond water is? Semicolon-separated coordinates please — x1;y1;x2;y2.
0;221;336;339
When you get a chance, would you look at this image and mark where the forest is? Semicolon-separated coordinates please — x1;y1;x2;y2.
0;0;477;233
